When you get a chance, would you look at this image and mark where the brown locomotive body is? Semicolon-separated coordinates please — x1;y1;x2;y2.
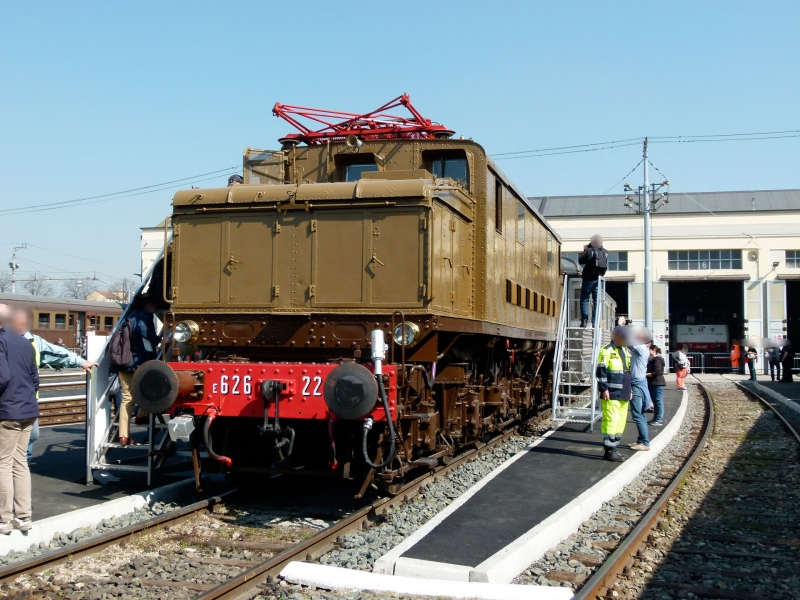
136;129;562;491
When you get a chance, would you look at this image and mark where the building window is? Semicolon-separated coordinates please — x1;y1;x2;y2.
38;313;50;329
787;250;800;268
517;202;525;242
55;314;67;330
668;250;743;270
607;251;628;271
547;234;553;263
495;180;503;233
104;316;114;330
344;161;378;181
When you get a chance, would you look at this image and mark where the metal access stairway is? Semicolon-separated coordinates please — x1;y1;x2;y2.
551;275;611;429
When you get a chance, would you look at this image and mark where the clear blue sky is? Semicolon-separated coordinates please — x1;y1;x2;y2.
1;1;798;287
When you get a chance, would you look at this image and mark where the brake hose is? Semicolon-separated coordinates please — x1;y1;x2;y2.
361;376;396;470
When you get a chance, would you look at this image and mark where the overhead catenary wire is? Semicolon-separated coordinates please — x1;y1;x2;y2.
492;128;799;161
0;169;240;217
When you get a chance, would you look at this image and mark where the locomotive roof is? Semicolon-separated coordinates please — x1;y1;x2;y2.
487;157;562;242
0;293;124;313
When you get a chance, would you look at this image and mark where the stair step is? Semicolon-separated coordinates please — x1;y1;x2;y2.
101;442;149;449
90;463;150;473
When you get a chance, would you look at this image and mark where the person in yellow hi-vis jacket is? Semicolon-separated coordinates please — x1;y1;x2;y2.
596;326;632;462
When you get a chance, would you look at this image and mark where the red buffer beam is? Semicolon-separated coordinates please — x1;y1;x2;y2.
273;94;454;144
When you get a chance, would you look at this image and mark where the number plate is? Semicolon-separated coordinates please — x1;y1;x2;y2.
170;362;396;421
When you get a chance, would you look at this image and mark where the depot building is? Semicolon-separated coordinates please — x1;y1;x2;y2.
530;189;800;364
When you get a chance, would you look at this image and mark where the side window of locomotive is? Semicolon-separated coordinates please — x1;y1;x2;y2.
494;180;503;233
38;313;51;329
55;314;67;330
517;201;525;243
344;161;378;182
427;152;469;190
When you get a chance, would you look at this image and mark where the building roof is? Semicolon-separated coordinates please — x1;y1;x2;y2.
86;290;124;302
0;293;124;313
531;189;800;218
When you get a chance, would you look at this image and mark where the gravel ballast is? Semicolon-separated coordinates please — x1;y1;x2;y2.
513;387;701;591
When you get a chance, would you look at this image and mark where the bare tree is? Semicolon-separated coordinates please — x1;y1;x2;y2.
0;272;11;293
22;277;54;297
61;279;98;300
112;277;138;302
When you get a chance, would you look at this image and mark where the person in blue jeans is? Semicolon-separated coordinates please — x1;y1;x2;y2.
646;345;666;426
628;327;653;452
578;235;609;328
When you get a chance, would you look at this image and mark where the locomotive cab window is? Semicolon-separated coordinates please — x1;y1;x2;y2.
517;201;525;242
38;313;50;329
104;316;114;330
337;155;379;182
425;151;469;191
344;161;378;182
55;314;66;330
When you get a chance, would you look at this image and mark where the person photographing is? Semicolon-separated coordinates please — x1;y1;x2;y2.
578;234;609;328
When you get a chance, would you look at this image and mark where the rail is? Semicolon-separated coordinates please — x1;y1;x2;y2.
573;381;713;599
195;413;550;599
0;493;233;586
0;410;550;595
575;376;800;598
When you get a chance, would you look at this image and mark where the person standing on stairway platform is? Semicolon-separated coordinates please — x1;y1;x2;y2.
578;235;609;328
597;326;632;462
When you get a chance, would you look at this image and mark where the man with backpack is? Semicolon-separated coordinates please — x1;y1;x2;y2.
578;234;610;328
111;297;161;445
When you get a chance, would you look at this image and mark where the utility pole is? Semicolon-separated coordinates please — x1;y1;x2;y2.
9;244;26;294
643;140;652;330
623;139;669;331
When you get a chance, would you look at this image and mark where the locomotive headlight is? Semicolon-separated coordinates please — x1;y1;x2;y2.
393;322;420;347
174;320;199;344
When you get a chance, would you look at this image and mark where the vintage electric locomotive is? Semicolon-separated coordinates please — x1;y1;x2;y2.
131;96;562;492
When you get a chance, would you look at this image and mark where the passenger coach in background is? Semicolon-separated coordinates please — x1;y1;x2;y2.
0;293;124;350
132;95;564;493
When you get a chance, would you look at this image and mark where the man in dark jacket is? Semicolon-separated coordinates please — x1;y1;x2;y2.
578;234;610;328
118;297;161;445
0;306;39;533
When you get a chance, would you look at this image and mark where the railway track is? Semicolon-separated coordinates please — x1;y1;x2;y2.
37;371;86;426
574;378;800;600
0;410;551;599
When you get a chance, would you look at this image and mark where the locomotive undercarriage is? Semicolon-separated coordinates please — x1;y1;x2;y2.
194;332;553;492
149;311;555;492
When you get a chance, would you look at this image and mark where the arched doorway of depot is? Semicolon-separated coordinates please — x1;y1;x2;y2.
605;281;629;322
667;280;745;353
786;280;800;347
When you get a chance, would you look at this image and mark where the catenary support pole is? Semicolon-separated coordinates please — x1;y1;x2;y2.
643;139;653;331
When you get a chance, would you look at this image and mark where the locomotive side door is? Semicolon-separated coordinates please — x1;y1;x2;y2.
173;215;225;306
311;210;367;307
225;215;276;307
367;208;425;308
431;201;473;315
